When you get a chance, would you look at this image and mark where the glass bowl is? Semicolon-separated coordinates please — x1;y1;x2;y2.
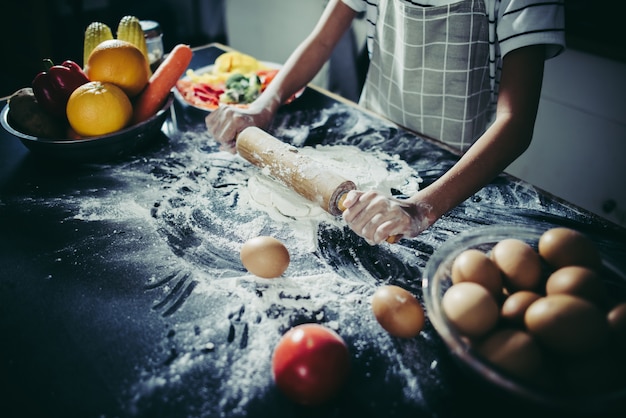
422;224;626;414
0;93;174;163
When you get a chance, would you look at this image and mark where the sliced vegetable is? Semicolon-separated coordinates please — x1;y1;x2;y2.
174;64;285;111
175;79;223;110
220;73;261;104
257;69;279;90
213;51;266;74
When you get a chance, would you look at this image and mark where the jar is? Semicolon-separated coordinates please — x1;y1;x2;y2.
140;20;164;71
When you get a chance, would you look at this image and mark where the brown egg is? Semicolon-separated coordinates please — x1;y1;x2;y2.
474;328;544;382
608;302;626;348
525;294;609;355
240;236;290;278
501;290;543;327
442;282;500;338
371;285;425;338
538;227;601;269
451;249;503;298
545;265;607;308
491;238;542;292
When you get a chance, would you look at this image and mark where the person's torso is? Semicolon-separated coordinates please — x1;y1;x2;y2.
359;0;496;149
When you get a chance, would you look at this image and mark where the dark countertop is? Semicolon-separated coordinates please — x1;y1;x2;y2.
1;44;625;418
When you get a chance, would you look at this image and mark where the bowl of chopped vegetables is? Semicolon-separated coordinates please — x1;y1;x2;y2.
174;51;301;111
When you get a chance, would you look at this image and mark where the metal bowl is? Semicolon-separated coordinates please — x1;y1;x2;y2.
0;93;174;163
422;224;626;414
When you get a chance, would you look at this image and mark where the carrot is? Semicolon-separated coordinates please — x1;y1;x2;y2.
132;44;193;124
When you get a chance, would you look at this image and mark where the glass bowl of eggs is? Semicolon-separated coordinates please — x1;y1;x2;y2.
422;224;626;414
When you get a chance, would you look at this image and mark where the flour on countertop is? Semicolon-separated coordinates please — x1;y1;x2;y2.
23;107;436;417
7;102;605;417
120;133;426;415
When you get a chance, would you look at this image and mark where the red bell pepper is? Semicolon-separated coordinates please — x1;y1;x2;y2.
31;59;89;119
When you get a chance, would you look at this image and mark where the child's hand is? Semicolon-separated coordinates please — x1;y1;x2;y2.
205;96;277;153
341;190;434;245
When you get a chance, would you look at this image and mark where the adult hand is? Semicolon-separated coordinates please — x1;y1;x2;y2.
205;97;277;153
341;190;435;245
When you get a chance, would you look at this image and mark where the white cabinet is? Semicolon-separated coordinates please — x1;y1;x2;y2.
506;49;626;227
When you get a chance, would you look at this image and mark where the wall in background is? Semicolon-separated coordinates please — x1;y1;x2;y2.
505;49;626;227
224;0;330;89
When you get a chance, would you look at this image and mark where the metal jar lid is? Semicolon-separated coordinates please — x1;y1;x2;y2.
140;20;162;38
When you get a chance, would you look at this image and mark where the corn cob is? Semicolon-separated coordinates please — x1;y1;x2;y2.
116;15;150;65
83;22;113;65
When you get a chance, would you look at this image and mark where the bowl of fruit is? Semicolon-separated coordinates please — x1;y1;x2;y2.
422;224;626;414
0;15;192;163
1;87;175;163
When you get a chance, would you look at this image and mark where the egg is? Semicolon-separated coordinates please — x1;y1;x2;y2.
491;238;542;292
500;290;542;327
442;281;499;338
371;285;425;338
474;328;544;382
545;265;607;308
538;227;601;269
451;249;503;298
524;294;610;355
240;236;290;278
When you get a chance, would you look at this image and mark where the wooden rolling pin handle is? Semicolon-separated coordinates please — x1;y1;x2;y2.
336;192;402;244
328;180;357;216
387;234;402;244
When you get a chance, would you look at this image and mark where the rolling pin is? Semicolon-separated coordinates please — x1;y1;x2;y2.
236;126;354;216
236;126;401;243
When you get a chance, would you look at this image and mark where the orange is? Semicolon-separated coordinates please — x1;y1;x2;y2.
66;81;133;137
85;39;150;97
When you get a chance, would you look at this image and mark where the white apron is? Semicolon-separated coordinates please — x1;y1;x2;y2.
359;0;492;150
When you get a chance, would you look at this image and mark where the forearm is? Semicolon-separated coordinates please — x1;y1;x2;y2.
409;45;546;225
255;0;356;113
412;114;534;223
